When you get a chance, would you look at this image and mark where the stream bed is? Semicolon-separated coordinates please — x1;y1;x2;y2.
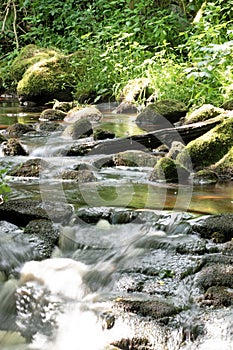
0;97;232;350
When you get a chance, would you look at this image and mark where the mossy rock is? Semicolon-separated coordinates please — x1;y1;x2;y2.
192;169;219;184
8;158;49;177
184;104;224;125
136;99;187;128
17;52;86;105
2;138;28;156
211;146;233;180
177;117;233;169
5;123;34;137
114;150;158;167
39;109;67;121
60;169;96;182
11;44;60;82
149;157;190;183
62;119;93;139
93;128;115;140
120;77;152;103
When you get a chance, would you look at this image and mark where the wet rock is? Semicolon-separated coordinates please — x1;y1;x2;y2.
198;286;233;308
0;278;18;331
0;199;73;226
5;123;34;137
8;158;49;177
149;157;190;183
24;219;59;259
184;104;224;125
2;138;28;156
113;102;138;114
116;299;178;322
92;155;115;168
0;133;7;143
60;169;96;182
38;122;64;132
64;141;98;156
62;119;93;139
93;128;115;140
136;99;187;129
211;146;233;180
192;214;233;242
192;169;219;184
114;150;158;167
39;108;67;121
111;337;151;350
196;264;233;290
64;106;103;123
177;117;233;170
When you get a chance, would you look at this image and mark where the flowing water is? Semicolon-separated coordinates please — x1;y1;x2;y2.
0;97;232;350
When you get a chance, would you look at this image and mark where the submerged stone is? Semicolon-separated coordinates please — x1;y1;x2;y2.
0;199;73;226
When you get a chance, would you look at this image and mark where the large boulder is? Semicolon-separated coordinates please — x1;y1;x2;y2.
177;117;233;170
16;49;87;105
11;44;59;82
184;104;224;125
136;99;187;129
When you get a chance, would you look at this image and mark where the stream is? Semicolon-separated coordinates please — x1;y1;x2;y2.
0;97;232;350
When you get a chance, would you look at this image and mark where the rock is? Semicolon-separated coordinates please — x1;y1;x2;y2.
16;50;86;104
93;128;115;140
2;138;28;156
149;157;190;183
192;214;233;243
38;122;64;132
112;337;152;350
136;99;187;129
0;133;7;143
199;286;233;308
24;219;59;258
114;150;158;167
39;109;67;121
8;158;49;177
116;299;178;321
184;104;224;125
196;264;233;290
0;199;73;226
5;123;34;137
64;106;103;123
62;119;93;139
60;169;96;182
11;44;59;82
166;141;185;159
113;101;138;114
120;78;152;103
177;117;233;170
192;169;219;184
211;146;233;180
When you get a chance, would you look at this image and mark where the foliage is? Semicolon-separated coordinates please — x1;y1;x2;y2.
0;0;233;106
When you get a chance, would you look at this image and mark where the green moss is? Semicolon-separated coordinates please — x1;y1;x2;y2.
149;157;190;183
177;117;233;169
212;146;233;179
11;44;60;82
184;104;224;125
